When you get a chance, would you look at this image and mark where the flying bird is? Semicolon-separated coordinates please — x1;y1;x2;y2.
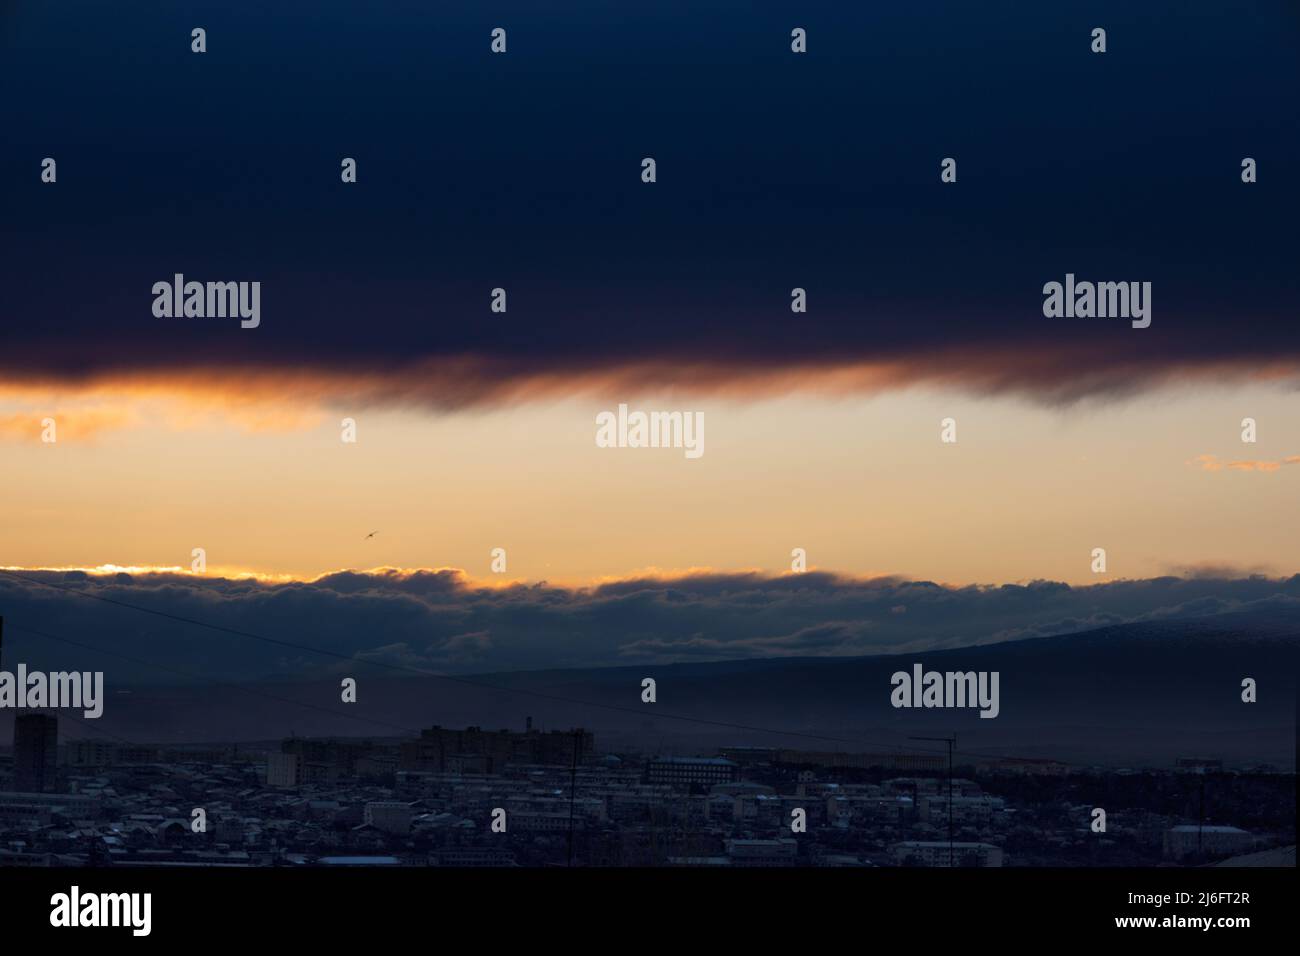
364;531;378;540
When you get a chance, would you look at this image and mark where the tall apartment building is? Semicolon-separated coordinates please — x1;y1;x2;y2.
14;714;58;793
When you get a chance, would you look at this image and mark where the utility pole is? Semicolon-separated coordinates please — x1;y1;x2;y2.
1198;772;1206;858
566;728;583;867
911;735;956;867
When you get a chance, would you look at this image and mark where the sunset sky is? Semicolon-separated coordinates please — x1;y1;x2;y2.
1;2;1297;663
0;383;1297;586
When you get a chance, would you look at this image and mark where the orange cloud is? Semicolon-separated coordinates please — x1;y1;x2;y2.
0;407;138;443
1189;453;1300;473
0;377;325;443
3;347;1298;445
2;346;1298;419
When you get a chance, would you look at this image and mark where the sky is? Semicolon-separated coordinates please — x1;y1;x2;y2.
1;385;1298;585
0;2;1297;673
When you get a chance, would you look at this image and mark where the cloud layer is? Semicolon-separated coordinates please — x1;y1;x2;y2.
2;567;1297;684
3;4;1297;413
1190;453;1300;473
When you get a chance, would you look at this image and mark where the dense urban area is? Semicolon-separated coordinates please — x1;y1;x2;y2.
1;714;1294;868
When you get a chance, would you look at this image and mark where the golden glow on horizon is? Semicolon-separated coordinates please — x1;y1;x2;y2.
0;563;911;590
2;383;1297;587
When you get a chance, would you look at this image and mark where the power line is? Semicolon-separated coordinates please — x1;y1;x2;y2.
0;569;1090;767
55;708;148;750
0;570;927;751
7;622;424;739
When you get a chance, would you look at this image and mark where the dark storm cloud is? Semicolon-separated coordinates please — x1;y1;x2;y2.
2;2;1297;405
1;568;1297;684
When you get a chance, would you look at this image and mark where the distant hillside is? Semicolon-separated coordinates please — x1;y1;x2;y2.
6;608;1295;767
1213;845;1296;867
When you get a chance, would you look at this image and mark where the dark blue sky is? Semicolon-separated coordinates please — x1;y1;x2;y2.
3;1;1296;395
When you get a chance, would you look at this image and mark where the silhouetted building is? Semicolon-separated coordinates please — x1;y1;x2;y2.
271;736;400;784
66;739;115;769
775;749;946;772
1164;825;1256;860
400;725;594;773
1175;757;1224;774
266;751;301;788
14;714;58;793
648;756;737;788
718;746;947;773
363;801;414;835
892;841;1003;867
726;838;798;866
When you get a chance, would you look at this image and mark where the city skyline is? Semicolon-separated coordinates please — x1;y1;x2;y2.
0;0;1294;914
